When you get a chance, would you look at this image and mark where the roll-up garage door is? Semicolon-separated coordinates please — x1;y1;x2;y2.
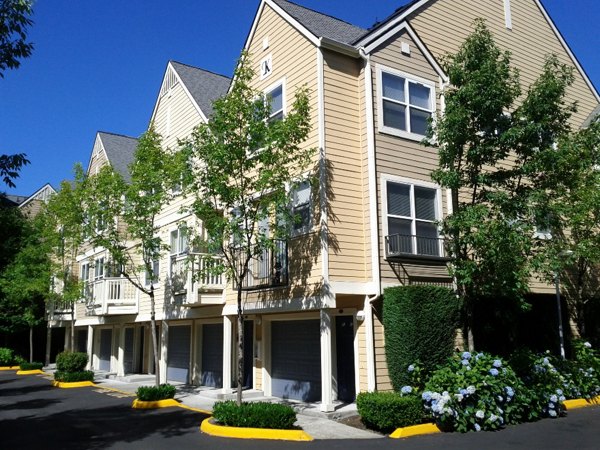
99;329;112;372
271;320;321;402
201;323;223;387
167;325;191;383
123;327;134;374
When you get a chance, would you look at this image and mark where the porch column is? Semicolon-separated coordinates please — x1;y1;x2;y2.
222;316;234;392
86;325;94;370
160;321;169;384
320;309;334;412
364;296;376;392
117;324;125;377
64;324;71;351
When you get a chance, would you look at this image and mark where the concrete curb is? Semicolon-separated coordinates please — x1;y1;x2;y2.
564;396;600;410
16;369;44;375
132;398;181;409
52;380;95;388
389;423;441;439
200;417;313;441
0;366;20;371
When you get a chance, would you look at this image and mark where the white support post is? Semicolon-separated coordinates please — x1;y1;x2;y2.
86;325;94;370
117;325;125;377
222;316;234;392
320;309;334;412
64;324;71;351
160;321;169;383
365;296;376;392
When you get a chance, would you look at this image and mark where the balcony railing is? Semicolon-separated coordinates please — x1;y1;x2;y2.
385;234;448;261
47;300;73;320
84;278;138;315
241;239;288;291
171;253;225;305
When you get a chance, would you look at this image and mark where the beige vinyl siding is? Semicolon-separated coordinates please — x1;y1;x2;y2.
88;138;109;175
373;305;392;391
409;0;599;127
322;49;369;283
371;29;451;286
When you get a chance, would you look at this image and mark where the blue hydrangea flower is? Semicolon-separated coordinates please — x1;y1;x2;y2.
584;341;592;348
505;386;515;397
461;359;470;366
550;394;558;403
422;391;432;402
489;368;499;376
556;389;563;395
462;351;472;360
407;364;415;372
493;359;502;368
476;410;485;419
543;357;550;365
401;385;413;394
467;385;476;395
459;388;467;396
474;423;481;432
549;409;557;417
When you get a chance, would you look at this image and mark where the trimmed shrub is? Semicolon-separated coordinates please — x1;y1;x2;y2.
54;370;95;383
212;401;297;430
136;384;176;401
0;347;15;366
356;392;423;433
20;362;43;371
383;285;459;389
56;351;88;373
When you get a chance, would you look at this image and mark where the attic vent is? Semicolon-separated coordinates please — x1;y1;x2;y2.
160;67;179;97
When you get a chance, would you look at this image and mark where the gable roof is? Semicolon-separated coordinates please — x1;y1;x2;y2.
583;104;600;128
18;183;56;209
169;61;231;118
97;132;138;183
270;0;367;45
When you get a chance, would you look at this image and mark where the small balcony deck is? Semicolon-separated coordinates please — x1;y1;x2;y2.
84;278;139;316
170;254;225;305
385;234;451;264
241;239;288;291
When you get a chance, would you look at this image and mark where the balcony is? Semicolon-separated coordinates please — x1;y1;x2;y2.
84;278;139;316
241;239;288;291
170;254;225;305
47;300;73;321
385;234;450;263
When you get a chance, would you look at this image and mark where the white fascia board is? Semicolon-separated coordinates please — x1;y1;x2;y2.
85;133;105;176
18;183;56;209
364;22;448;83
533;0;600;103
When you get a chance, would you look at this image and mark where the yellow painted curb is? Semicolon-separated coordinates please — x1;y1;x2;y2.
16;369;44;375
132;398;180;409
564;396;600;410
389;423;441;439
0;366;20;371
52;380;96;388
177;403;212;415
200;417;313;441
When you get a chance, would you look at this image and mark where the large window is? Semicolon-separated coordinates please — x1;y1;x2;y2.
145;259;160;286
93;257;105;281
170;227;189;256
378;68;434;139
291;180;311;235
385;179;441;257
266;83;284;122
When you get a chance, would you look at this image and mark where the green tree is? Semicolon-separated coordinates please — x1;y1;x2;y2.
84;128;180;387
426;20;575;350
183;53;314;404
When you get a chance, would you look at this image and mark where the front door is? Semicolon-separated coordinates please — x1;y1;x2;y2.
243;320;254;389
335;316;356;403
99;329;112;372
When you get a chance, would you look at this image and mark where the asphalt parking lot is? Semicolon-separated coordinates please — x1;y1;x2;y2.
1;370;599;449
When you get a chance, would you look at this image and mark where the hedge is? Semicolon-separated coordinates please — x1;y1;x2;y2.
0;347;16;366
212;401;297;430
383;285;459;389
54;370;95;383
20;362;44;371
136;384;176;401
356;392;423;433
56;351;88;373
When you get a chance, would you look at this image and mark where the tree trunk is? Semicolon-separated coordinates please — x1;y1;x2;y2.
150;286;160;387
29;326;33;363
70;304;75;351
45;323;52;366
236;284;244;406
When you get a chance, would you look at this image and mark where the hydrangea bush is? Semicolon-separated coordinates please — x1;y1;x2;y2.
422;352;533;432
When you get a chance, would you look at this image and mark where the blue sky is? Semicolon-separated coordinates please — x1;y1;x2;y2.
1;0;599;197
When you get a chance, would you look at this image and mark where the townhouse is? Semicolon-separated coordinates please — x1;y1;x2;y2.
47;0;599;411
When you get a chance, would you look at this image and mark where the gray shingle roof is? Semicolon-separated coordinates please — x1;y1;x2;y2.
170;61;231;118
353;0;421;44
271;0;367;45
98;132;138;183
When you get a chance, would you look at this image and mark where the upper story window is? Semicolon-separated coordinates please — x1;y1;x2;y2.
145;259;160;286
266;83;284;122
170;227;189;257
80;263;90;286
93;257;105;281
291;180;311;235
383;177;442;257
377;67;435;140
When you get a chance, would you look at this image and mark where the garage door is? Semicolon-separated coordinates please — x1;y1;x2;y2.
167;325;191;383
76;329;87;353
201;324;223;387
271;320;321;402
123;327;134;374
99;329;112;372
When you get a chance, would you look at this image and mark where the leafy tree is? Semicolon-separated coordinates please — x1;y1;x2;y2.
426;20;575;350
84;128;180;387
182;52;314;404
0;153;29;188
43;165;88;352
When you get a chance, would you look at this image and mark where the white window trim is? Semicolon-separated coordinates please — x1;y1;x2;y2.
264;77;286;121
144;258;160;287
376;65;436;141
289;178;312;237
381;174;443;257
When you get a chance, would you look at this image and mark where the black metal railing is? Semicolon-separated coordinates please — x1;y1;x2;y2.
241;239;288;290
385;234;445;259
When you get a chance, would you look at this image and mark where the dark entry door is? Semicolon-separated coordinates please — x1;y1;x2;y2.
123;327;134;374
76;329;87;353
243;320;254;389
99;329;112;372
201;323;223;387
335;316;356;402
167;325;191;383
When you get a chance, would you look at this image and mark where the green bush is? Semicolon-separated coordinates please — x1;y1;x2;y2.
356;392;423;433
0;347;15;366
54;370;95;382
423;352;534;432
212;401;297;430
56;351;88;373
136;384;176;401
383;285;459;389
20;362;44;371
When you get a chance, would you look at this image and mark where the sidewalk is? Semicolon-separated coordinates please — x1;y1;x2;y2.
92;376;382;440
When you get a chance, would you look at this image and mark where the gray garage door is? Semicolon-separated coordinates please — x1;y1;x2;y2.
201;323;223;387
123;327;134;374
167;325;191;383
271;320;321;402
76;329;87;353
99;329;112;372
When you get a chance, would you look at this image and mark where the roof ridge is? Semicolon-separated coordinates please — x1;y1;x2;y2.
169;60;231;80
97;130;138;140
273;0;365;31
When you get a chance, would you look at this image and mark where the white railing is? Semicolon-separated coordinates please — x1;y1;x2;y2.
85;278;138;315
171;254;225;305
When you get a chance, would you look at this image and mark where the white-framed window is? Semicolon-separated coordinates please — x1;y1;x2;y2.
93;257;105;281
291;180;311;235
382;176;442;257
265;80;284;122
170;226;189;256
377;66;435;140
145;259;160;286
80;262;90;295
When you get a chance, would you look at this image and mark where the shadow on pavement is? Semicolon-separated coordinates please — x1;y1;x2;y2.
1;397;62;411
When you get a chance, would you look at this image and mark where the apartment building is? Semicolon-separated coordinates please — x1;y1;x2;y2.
48;0;599;412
